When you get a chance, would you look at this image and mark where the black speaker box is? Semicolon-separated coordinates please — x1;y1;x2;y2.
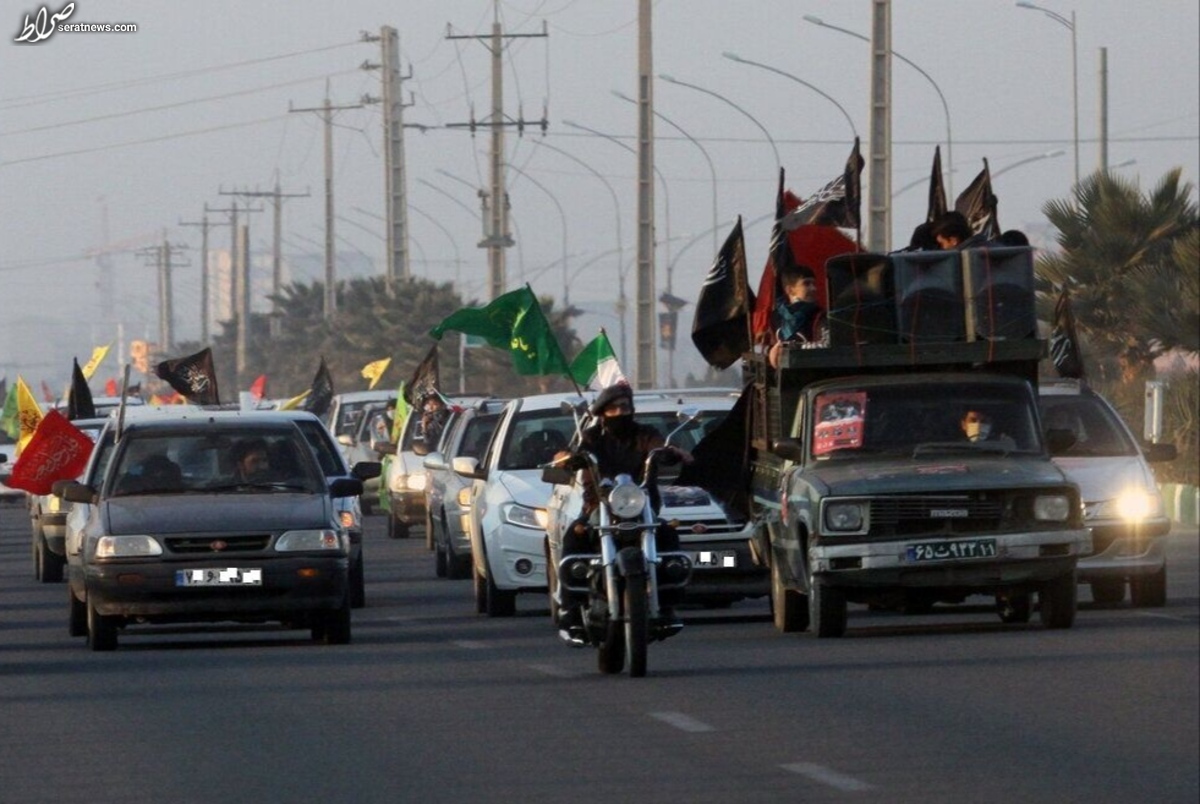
892;251;966;343
826;253;897;346
963;246;1037;341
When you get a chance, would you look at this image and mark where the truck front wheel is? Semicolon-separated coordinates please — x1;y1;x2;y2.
809;574;847;638
771;556;809;633
1039;570;1077;629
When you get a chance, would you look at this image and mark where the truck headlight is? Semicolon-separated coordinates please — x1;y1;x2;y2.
609;484;647;519
502;503;548;530
276;529;344;552
95;535;163;558
824;502;865;532
1034;495;1071;522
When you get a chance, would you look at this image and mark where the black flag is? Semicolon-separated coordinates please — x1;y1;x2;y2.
955;159;1001;239
927;146;948;224
155;347;220;405
676;383;753;520
67;358;96;420
780;137;865;231
303;357;334;417
1050;286;1086;380
404;343;441;408
692;216;755;369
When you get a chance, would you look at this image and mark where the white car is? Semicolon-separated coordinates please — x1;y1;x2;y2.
29;416;108;582
1039;380;1177;606
455;392;580;616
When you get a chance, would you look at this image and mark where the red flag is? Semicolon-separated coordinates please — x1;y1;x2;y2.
5;409;94;494
249;374;267;401
40;380;56;404
105;378;118;396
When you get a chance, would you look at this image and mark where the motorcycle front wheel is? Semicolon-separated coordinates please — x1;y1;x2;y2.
598;615;625;675
624;580;649;678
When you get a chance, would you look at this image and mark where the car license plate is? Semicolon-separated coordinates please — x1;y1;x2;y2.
175;568;263;586
906;539;997;562
693;550;736;569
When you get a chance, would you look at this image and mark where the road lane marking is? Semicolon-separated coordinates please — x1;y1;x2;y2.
781;762;873;792
649;711;715;733
1135;611;1194;622
527;663;581;678
451;639;490;649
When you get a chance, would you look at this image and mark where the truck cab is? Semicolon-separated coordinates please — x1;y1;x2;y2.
749;245;1090;637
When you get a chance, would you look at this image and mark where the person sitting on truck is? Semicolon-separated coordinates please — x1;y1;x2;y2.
931;211;973;249
768;262;826;367
553;382;690;635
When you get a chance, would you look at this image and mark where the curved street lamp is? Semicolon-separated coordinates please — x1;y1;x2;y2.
505;161;569;306
991;149;1066;180
722;51;858;140
1016;2;1079;185
804;14;953;196
658;73;781;175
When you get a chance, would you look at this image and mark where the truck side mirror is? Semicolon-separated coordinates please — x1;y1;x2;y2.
1142;442;1177;462
771;438;805;463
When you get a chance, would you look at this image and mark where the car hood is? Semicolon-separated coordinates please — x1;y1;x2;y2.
1052;456;1155;503
498;469;553;509
809;456;1070;496
103;494;331;534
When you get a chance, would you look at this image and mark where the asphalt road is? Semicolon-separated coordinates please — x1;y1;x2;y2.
2;500;1197;804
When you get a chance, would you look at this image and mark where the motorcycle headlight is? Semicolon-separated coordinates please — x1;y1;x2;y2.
456;486;473;507
1034;494;1071;522
609;484;647;519
1115;488;1157;522
502;503;548;530
824;501;866;533
276;529;344;552
95;535;163;558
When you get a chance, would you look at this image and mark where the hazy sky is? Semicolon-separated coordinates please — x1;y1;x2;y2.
2;0;1197;390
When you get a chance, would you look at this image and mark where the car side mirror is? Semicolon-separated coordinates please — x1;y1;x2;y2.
329;477;365;498
771;438;805;463
423;452;447;471
57;480;97;504
452;456;484;480
1044;428;1077;455
336;434;353;448
351;461;382;481
541;465;573;485
1142;442;1177;462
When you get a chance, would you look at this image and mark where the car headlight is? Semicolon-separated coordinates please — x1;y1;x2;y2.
824;501;866;532
502;503;548;530
95;535;163;558
406;473;427;491
1034;494;1071;522
608;484;647;519
1115;488;1157;522
276;529;344;552
338;510;358;530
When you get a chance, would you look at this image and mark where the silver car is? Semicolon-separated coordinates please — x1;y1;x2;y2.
1039;380;1177;606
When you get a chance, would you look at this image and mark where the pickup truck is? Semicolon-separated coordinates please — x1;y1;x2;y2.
749;245;1090;637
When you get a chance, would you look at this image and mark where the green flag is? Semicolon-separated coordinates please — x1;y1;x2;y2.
430;285;570;376
1;378;18;440
570;330;627;390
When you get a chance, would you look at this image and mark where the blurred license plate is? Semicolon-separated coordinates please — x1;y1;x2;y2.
175;568;263;586
693;550;736;569
906;539;997;562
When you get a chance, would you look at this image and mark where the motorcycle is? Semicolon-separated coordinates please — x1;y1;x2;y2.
543;405;698;678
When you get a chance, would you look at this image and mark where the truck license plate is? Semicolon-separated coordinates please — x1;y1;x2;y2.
175;568;263;586
906;539;997;562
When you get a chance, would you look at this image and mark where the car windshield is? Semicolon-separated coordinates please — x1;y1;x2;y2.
107;430;323;496
1038;394;1138;457
811;383;1042;459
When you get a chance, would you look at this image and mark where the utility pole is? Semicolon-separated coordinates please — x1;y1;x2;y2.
137;231;187;354
867;0;892;251
222;181;309;334
635;0;656;389
1098;46;1108;172
179;203;229;344
213;195;262;366
290;83;364;318
362;26;413;292
446;3;547;301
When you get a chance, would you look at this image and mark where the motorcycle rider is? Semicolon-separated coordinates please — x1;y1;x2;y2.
554;382;691;637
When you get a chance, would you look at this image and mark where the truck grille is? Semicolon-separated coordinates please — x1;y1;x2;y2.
868;495;1008;538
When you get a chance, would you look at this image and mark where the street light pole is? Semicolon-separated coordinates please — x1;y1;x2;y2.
803;14;952;197
990;149;1066;180
722;51;858;140
1016;2;1079;185
658;73;781;176
505;162;568;306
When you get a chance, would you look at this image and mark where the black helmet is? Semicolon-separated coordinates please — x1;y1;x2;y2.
588;383;633;416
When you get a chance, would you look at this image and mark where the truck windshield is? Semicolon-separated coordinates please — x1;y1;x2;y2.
812;383;1041;458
